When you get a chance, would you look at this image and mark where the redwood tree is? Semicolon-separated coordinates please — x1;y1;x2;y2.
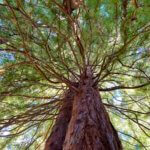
0;0;150;150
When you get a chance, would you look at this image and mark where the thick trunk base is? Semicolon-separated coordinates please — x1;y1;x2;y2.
45;69;122;150
63;78;122;150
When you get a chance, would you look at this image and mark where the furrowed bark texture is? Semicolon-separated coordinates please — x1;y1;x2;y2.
45;68;122;150
63;70;122;150
45;89;74;150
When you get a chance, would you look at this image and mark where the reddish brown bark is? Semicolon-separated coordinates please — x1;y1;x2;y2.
45;68;122;150
45;89;74;150
63;69;122;150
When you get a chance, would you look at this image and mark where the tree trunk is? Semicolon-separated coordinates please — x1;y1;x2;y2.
45;68;122;150
63;69;122;150
45;89;74;150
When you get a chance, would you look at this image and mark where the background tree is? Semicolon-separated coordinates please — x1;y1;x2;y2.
0;0;150;149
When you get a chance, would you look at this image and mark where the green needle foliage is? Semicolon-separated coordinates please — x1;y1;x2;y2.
0;0;150;149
